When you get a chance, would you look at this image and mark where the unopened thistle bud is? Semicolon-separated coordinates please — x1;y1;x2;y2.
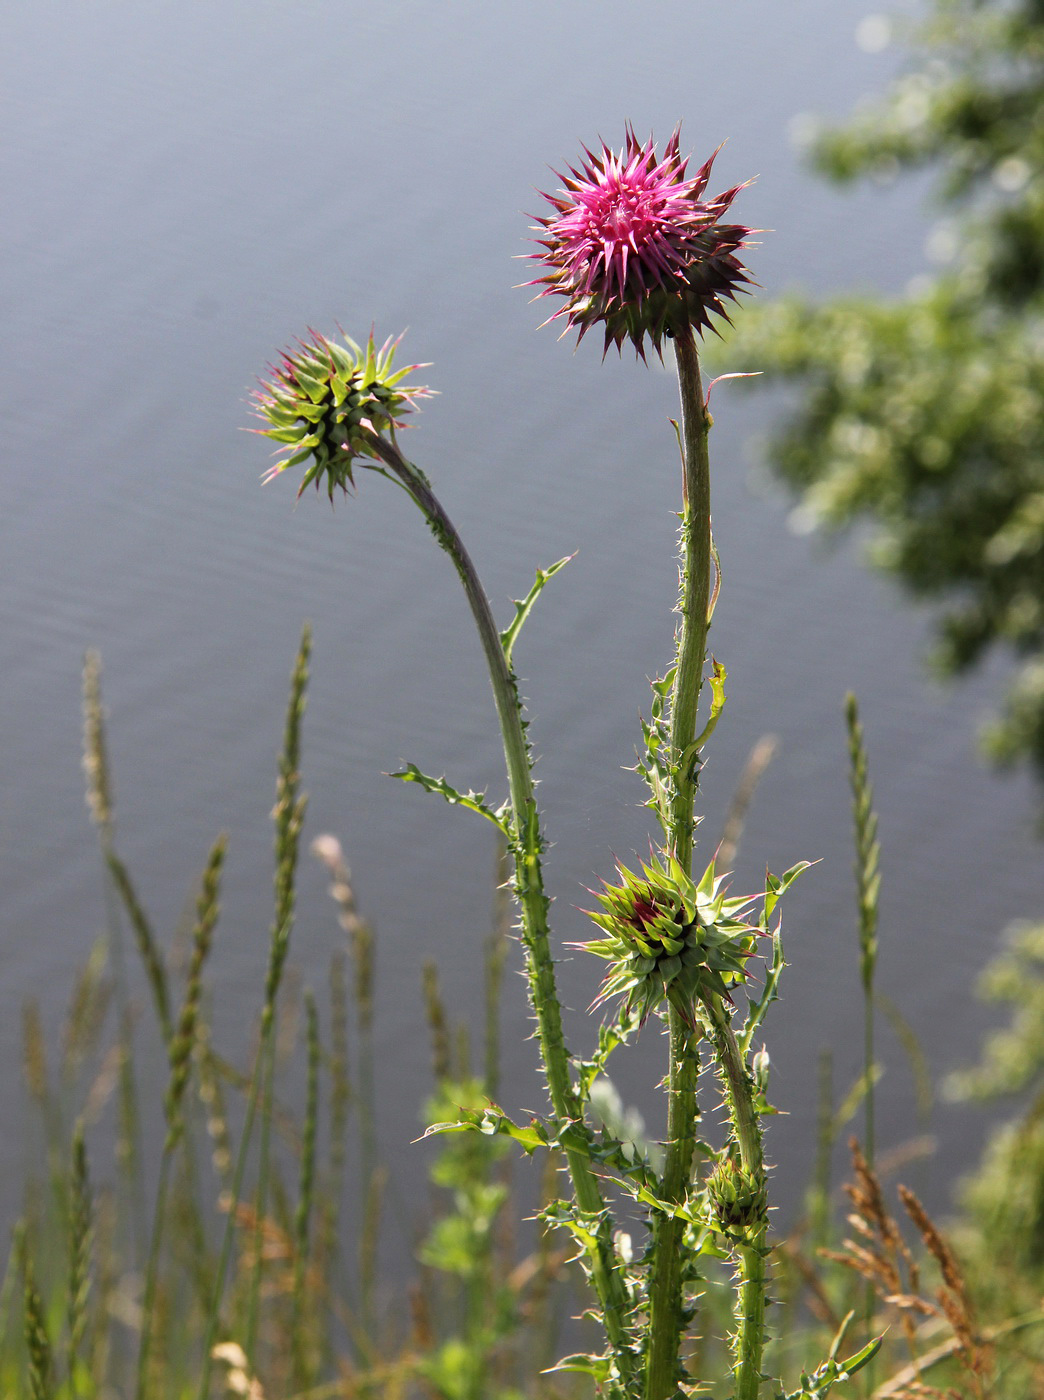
253;329;432;499
751;1045;771;1097
709;1150;768;1232
578;851;764;1026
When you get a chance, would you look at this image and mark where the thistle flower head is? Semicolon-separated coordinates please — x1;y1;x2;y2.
528;126;755;358
577;850;763;1027
253;329;432;499
709;1148;768;1232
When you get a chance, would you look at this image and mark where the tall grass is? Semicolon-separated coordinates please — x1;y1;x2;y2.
4;649;1044;1398
5;638;580;1400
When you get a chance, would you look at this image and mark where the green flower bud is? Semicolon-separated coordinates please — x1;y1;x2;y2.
253;329;432;500
751;1045;771;1096
709;1152;768;1231
576;850;764;1026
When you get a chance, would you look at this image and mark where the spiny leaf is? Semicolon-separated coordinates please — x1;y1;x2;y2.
499;555;573;665
420;1101;549;1154
390;763;509;830
777;1333;883;1398
543;1351;612;1381
838;1334;883;1376
764;859;815;925
740;925;786;1054
687;657;728;759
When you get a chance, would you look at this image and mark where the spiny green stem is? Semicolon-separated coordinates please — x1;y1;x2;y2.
645;323;713;1400
704;994;768;1400
644;1014;699;1400
366;433;635;1384
706;1000;762;1177
735;1235;768;1400
667;322;712;868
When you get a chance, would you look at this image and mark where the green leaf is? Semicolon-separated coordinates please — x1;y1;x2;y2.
764;859;815;925
543;1352;612;1381
263;426;308;444
837;1334;883;1376
778;1333;883;1398
707;530;722;624
420;1102;549;1154
740;925;786;1054
294;370;327;405
285;446;318;469
390;763;509;831
676;660;727;781
499;555;573;666
691;658;728;752
539;1199;606;1251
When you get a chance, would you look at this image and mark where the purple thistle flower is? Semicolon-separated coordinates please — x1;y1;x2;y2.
527;126;755;358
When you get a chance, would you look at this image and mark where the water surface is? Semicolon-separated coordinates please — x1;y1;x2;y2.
2;0;1040;1242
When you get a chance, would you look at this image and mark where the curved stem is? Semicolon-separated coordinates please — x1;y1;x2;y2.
645;324;713;1400
365;434;635;1384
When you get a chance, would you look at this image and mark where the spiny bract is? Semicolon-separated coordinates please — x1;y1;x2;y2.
253;330;432;500
709;1149;769;1231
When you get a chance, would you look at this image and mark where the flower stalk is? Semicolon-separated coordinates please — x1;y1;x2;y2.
644;321;714;1400
645;327;771;1400
254;331;635;1370
667;321;713;863
526;125;769;1399
362;432;636;1381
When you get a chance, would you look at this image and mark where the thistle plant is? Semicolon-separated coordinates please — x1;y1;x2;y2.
253;126;880;1400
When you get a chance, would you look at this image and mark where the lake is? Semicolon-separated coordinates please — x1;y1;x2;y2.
2;0;1040;1249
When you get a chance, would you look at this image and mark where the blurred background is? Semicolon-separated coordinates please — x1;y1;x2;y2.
2;0;1040;1258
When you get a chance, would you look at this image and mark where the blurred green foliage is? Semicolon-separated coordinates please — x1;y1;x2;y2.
724;0;1044;790
944;921;1044;1390
948;920;1044;1288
